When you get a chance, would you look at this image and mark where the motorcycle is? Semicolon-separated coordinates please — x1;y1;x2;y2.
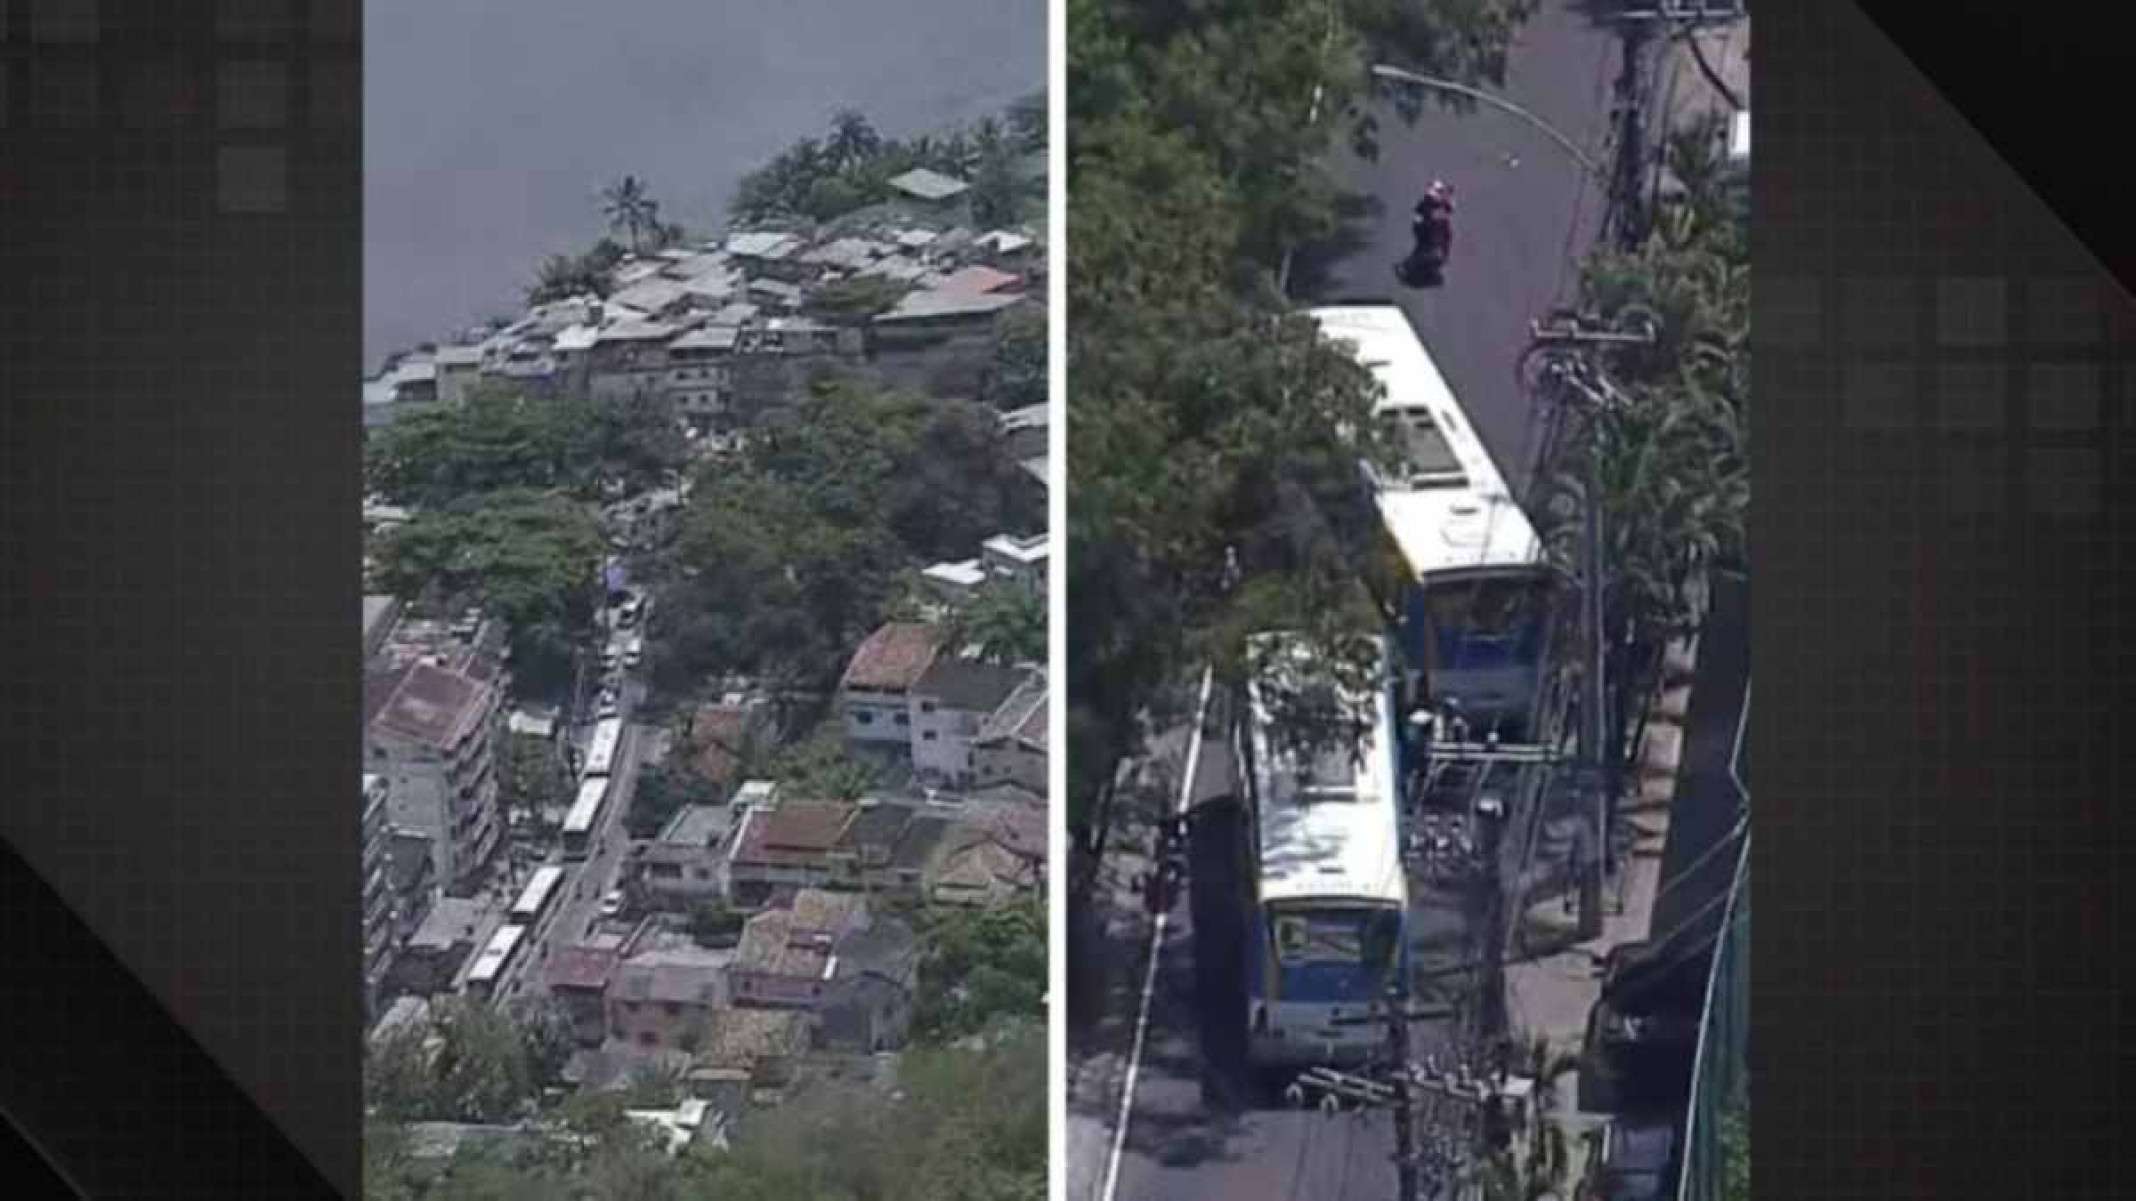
1400;195;1454;286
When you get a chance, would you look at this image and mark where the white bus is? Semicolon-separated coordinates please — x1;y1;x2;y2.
561;777;609;860
1310;305;1555;739
464;923;527;998
582;716;624;781
1237;633;1410;1068
509;864;566;928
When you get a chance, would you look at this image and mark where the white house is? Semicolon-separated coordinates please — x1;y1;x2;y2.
908;658;1031;786
838;623;943;750
665;325;739;429
970;675;1048;794
981;532;1047;597
885;167;972;226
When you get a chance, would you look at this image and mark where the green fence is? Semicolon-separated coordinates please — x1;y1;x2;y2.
1677;835;1747;1201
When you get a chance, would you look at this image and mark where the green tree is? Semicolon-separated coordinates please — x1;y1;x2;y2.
504;993;577;1086
982;304;1047;413
913;899;1047;1044
361;1119;424;1201
654;378;1031;692
826;108;885;170
626;757;715;839
770;722;878;802
1065;0;1542;920
501;731;566;820
426;995;540;1123
1006;90;1046;154
527;252;610;306
1720;1088;1750;1201
429;1142;570;1201
365;383;595;508
1538;98;1749;780
364;1021;440;1122
686;1027;1044;1201
951;580;1046;666
592;387;689;495
688;898;747;947
372;489;604;690
600;175;662;255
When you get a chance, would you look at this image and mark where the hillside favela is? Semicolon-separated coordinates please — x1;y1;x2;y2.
359;101;1049;1199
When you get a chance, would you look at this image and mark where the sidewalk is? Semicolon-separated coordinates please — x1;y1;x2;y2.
1065;746;1180;1201
1501;630;1701;1191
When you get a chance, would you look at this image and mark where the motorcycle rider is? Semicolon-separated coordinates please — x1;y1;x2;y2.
1413;179;1455;261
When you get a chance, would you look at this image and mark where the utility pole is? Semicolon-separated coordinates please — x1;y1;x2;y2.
1579;440;1609;941
1386;991;1422;1201
1605;9;1656;250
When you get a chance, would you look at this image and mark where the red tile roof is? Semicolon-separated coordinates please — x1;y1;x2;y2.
546;945;620;993
368;661;494;750
730;802;855;868
839;623;941;692
934;265;1021;296
688;704;755;786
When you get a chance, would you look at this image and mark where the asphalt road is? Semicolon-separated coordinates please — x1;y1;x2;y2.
1081;8;1624;1201
496;669;651;1003
1092;684;1503;1201
1292;0;1621;491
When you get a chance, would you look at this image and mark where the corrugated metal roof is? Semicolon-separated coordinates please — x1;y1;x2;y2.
887;168;970;201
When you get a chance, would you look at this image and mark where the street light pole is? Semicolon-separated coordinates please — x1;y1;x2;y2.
1368;64;1604;179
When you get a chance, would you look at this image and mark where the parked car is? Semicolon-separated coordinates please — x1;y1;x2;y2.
598;890;626;919
1592;1120;1677;1201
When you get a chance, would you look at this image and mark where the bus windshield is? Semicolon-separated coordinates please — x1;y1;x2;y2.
1266;904;1403;1003
1425;577;1548;668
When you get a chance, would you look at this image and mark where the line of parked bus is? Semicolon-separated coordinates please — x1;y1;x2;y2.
1234;305;1554;1068
562;716;624;860
468;708;626;997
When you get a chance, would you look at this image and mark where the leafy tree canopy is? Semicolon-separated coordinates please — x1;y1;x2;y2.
912;899;1047;1044
653;379;1033;692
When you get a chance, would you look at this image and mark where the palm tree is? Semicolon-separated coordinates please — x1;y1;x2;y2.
1006;92;1046;154
601;175;662;255
951;581;1046;665
826;108;883;171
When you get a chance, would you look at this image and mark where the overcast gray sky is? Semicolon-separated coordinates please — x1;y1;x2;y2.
365;0;1045;370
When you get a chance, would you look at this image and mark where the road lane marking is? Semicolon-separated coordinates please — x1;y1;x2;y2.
1098;667;1214;1201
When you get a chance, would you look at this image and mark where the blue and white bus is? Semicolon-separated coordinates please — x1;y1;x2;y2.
1310;305;1555;740
1237;634;1410;1068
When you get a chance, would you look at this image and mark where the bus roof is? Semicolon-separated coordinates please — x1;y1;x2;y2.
1308;305;1543;583
563;777;608;834
467;923;526;983
511;865;564;917
584;717;624;777
1245;637;1406;909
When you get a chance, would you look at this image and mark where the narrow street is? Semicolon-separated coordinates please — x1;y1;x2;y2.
496;643;653;1003
1293;0;1620;487
1072;6;1625;1199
